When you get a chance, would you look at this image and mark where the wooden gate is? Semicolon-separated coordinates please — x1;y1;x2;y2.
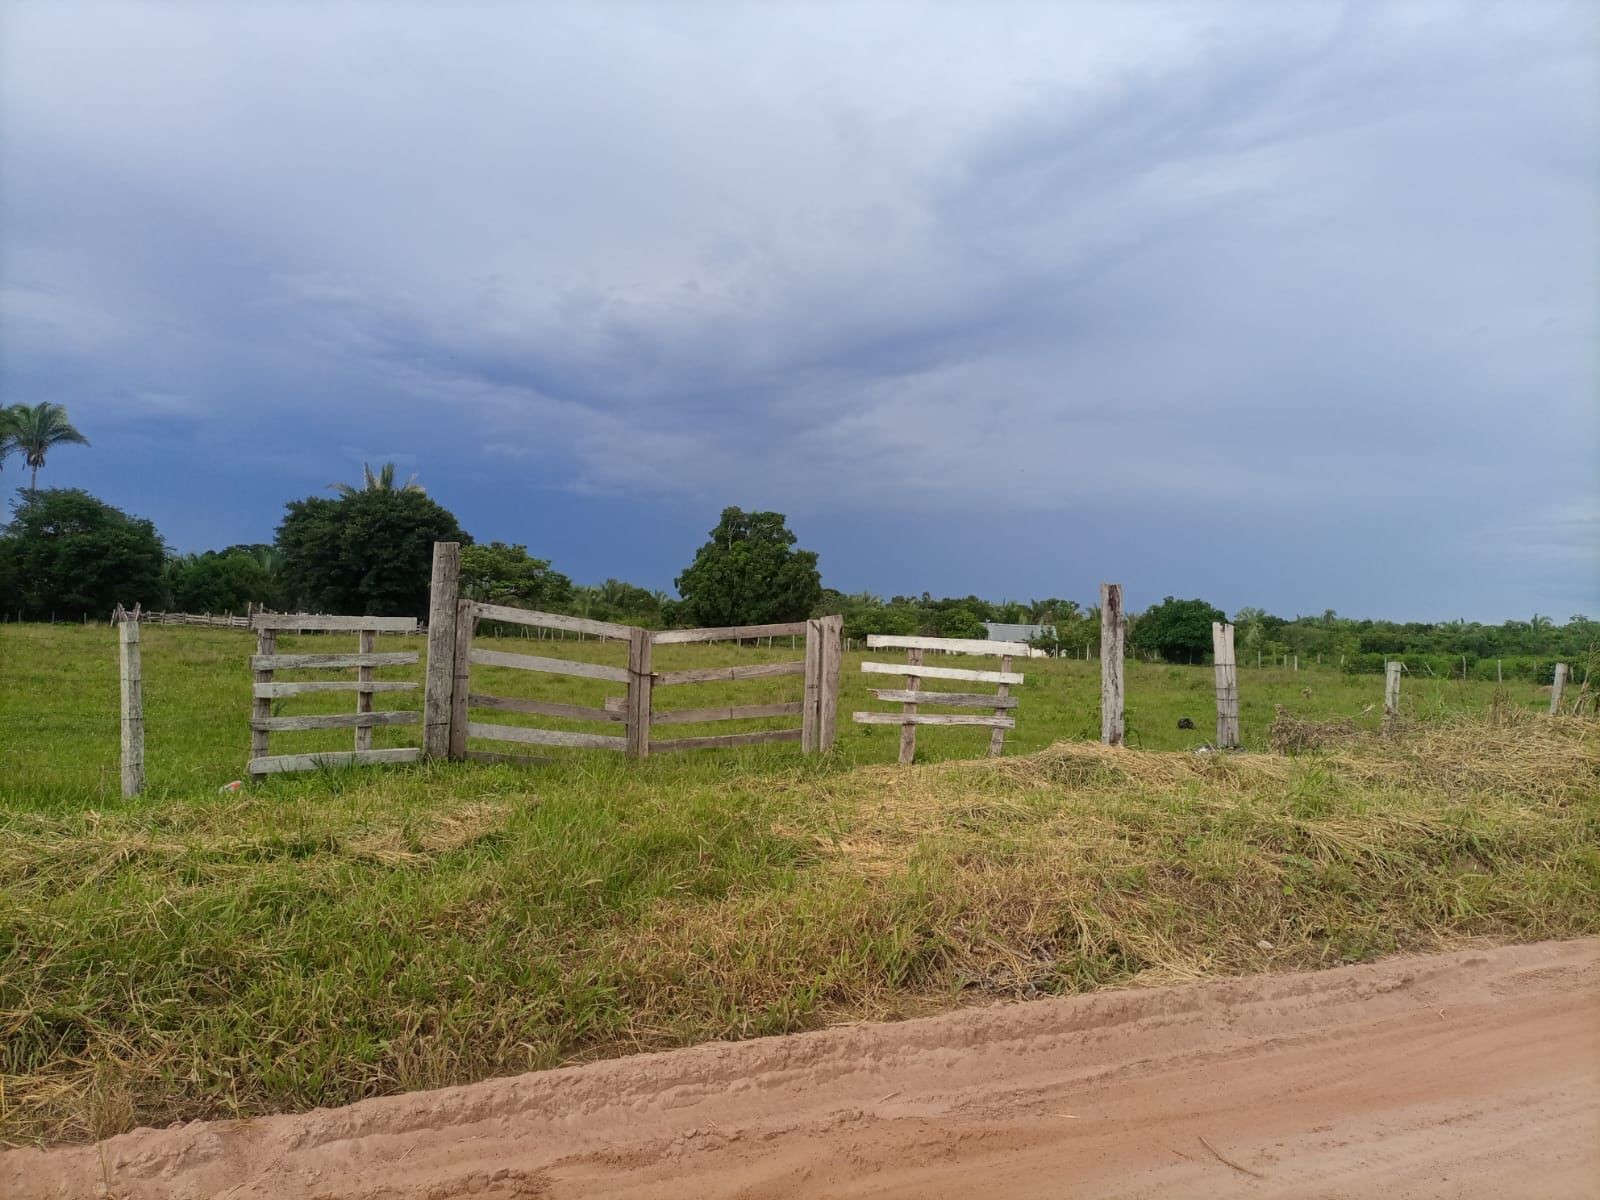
649;617;841;754
852;633;1027;763
248;613;421;775
421;543;842;763
448;601;640;765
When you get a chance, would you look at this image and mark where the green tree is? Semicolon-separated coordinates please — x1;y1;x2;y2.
932;605;988;639
8;403;90;496
0;488;166;619
275;488;468;617
166;547;277;613
1232;606;1267;652
674;507;822;626
460;542;572;608
1131;596;1226;663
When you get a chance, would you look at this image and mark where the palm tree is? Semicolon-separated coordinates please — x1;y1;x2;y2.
331;461;424;496
1233;606;1267;649
8;402;89;495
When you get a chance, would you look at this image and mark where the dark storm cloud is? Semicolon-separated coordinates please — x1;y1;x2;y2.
1;0;1594;617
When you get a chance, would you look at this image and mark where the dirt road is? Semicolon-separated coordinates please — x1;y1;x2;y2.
9;939;1597;1199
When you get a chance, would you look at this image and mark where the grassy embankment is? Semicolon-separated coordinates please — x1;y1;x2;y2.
2;623;1594;1144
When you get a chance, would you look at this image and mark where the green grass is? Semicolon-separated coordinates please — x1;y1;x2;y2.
1;623;1593;1145
0;623;1538;807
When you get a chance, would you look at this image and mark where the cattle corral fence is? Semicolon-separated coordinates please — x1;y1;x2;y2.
420;544;843;768
102;563;1556;793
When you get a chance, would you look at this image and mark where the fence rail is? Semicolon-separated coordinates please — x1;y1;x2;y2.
854;633;1025;763
112;605;253;629
246;614;422;776
423;545;842;763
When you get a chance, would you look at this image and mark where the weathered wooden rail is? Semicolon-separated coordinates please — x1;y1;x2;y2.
853;633;1027;764
247;613;421;775
422;544;843;764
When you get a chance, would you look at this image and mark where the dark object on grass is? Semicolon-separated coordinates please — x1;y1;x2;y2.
1177;717;1196;730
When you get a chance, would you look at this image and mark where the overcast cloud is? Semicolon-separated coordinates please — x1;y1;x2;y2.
2;0;1595;619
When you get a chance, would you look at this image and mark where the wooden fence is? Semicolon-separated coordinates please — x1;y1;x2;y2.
448;601;639;765
116;606;255;629
650;616;842;754
421;544;842;763
247;613;422;775
852;633;1027;764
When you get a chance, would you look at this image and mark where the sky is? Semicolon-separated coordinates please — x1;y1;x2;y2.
2;1;1596;622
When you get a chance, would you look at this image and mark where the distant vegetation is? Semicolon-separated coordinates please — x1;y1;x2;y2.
0;456;1592;677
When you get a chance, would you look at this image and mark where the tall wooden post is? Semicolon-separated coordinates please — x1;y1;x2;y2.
1212;621;1239;749
119;617;145;796
802;618;822;753
1550;663;1568;715
627;627;653;758
448;597;474;760
1100;583;1125;746
423;541;461;758
356;628;376;751
1383;661;1402;735
819;614;843;751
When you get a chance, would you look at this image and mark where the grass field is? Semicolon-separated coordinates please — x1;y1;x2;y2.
1;623;1595;1145
0;623;1548;807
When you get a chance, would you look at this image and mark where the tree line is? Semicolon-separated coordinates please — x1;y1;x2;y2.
0;444;1590;681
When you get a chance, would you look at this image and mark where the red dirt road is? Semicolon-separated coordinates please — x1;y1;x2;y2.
8;939;1598;1199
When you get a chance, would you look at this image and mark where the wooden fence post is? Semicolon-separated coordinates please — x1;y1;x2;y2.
988;651;1014;757
448;597;474;760
802;619;822;753
119;617;145;796
820;614;843;751
1383;661;1402;735
899;646;923;764
1212;621;1239;749
1550;663;1568;715
356;628;376;751
1100;583;1125;746
423;541;461;758
252;623;276;767
627;627;653;758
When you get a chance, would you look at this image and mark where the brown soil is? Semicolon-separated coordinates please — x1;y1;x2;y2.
8;939;1597;1199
